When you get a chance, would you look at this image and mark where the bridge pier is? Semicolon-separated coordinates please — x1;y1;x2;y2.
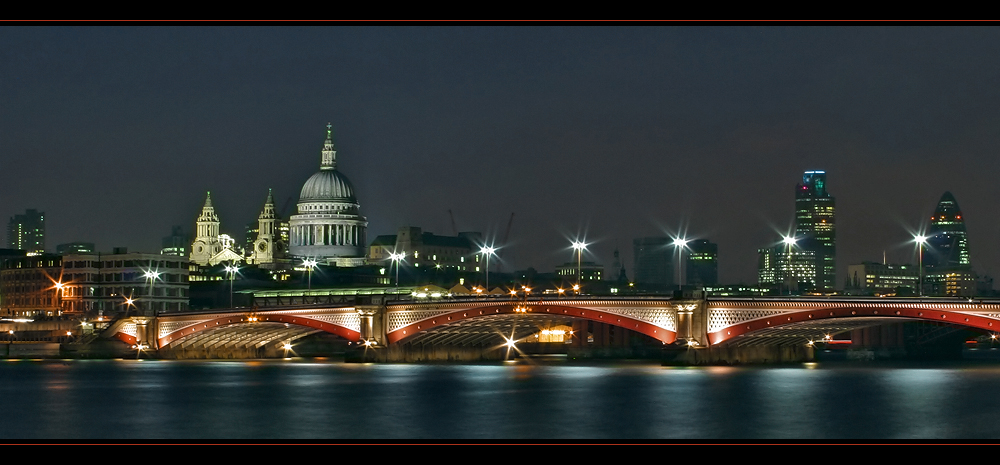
673;298;708;347
131;317;158;351
356;305;380;345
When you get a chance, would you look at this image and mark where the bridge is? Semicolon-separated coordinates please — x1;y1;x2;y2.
105;295;1000;362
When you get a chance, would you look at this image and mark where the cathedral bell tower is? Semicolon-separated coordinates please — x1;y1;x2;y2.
251;189;284;267
190;192;223;266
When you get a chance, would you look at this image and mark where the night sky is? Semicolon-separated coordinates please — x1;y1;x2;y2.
3;26;1000;284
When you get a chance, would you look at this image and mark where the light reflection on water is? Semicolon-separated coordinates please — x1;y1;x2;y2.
2;359;1000;439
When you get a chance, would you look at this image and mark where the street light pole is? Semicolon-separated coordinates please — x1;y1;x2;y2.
915;235;927;297
143;268;161;315
53;282;64;316
480;246;495;293
389;252;405;294
571;241;587;294
673;238;689;291
224;264;238;308
782;236;796;296
302;259;317;291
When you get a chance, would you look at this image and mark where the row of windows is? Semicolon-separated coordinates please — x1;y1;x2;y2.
65;260;186;269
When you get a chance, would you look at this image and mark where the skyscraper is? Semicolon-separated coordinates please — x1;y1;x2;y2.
924;192;974;296
633;237;673;290
7;209;45;255
758;246;816;293
925;191;970;268
794;171;836;293
686;239;718;286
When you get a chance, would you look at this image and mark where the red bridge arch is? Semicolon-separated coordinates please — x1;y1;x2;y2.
709;305;999;345
387;303;676;345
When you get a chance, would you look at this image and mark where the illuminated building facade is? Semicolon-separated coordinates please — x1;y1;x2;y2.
794;171;836;292
289;124;368;266
189;192;243;266
923;192;974;296
59;251;190;316
0;253;62;317
7;209;45;255
846;262;919;296
1;250;190;318
368;227;482;271
758;246;816;293
249;189;288;269
56;242;95;255
556;261;604;281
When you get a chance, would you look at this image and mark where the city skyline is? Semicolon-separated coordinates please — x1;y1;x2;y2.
3;27;1000;283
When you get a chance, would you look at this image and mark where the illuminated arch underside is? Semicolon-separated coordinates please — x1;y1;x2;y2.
710;307;999;347
160;322;323;351
158;314;361;349
388;304;675;345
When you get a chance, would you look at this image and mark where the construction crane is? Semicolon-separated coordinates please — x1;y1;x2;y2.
448;209;458;236
501;213;514;272
501;212;514;245
279;196;294;219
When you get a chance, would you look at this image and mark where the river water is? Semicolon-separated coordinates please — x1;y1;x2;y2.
2;356;1000;441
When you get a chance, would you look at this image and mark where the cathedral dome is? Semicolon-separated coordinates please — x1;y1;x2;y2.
299;169;357;202
289;123;368;267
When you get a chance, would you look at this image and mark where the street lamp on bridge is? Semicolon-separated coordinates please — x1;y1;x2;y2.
224;264;239;308
781;235;797;296
480;245;496;293
389;252;406;294
571;240;587;294
672;237;689;291
143;268;161;314
302;259;317;291
914;234;928;297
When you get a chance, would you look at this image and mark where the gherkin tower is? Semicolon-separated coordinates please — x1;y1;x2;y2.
924;192;974;296
926;192;971;269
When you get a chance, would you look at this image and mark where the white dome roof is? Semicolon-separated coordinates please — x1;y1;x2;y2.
299;169;357;203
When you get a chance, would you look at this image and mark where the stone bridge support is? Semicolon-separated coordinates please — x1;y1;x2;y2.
356;297;388;347
131;317;158;350
672;298;708;347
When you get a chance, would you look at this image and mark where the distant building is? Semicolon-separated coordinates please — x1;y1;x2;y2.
610;248;628;284
248;189;289;269
927;268;975;297
758;246;816;294
757;170;836;293
794;171;836;292
846;262;919;296
161;226;190;257
56;242;96;255
703;284;772;297
189;192;242;266
7;209;45;255
923;192;974;296
368;227;482;272
0;253;63;317
288;124;368;266
556;261;604;282
686;239;718;286
59;251;189;316
633;237;673;289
